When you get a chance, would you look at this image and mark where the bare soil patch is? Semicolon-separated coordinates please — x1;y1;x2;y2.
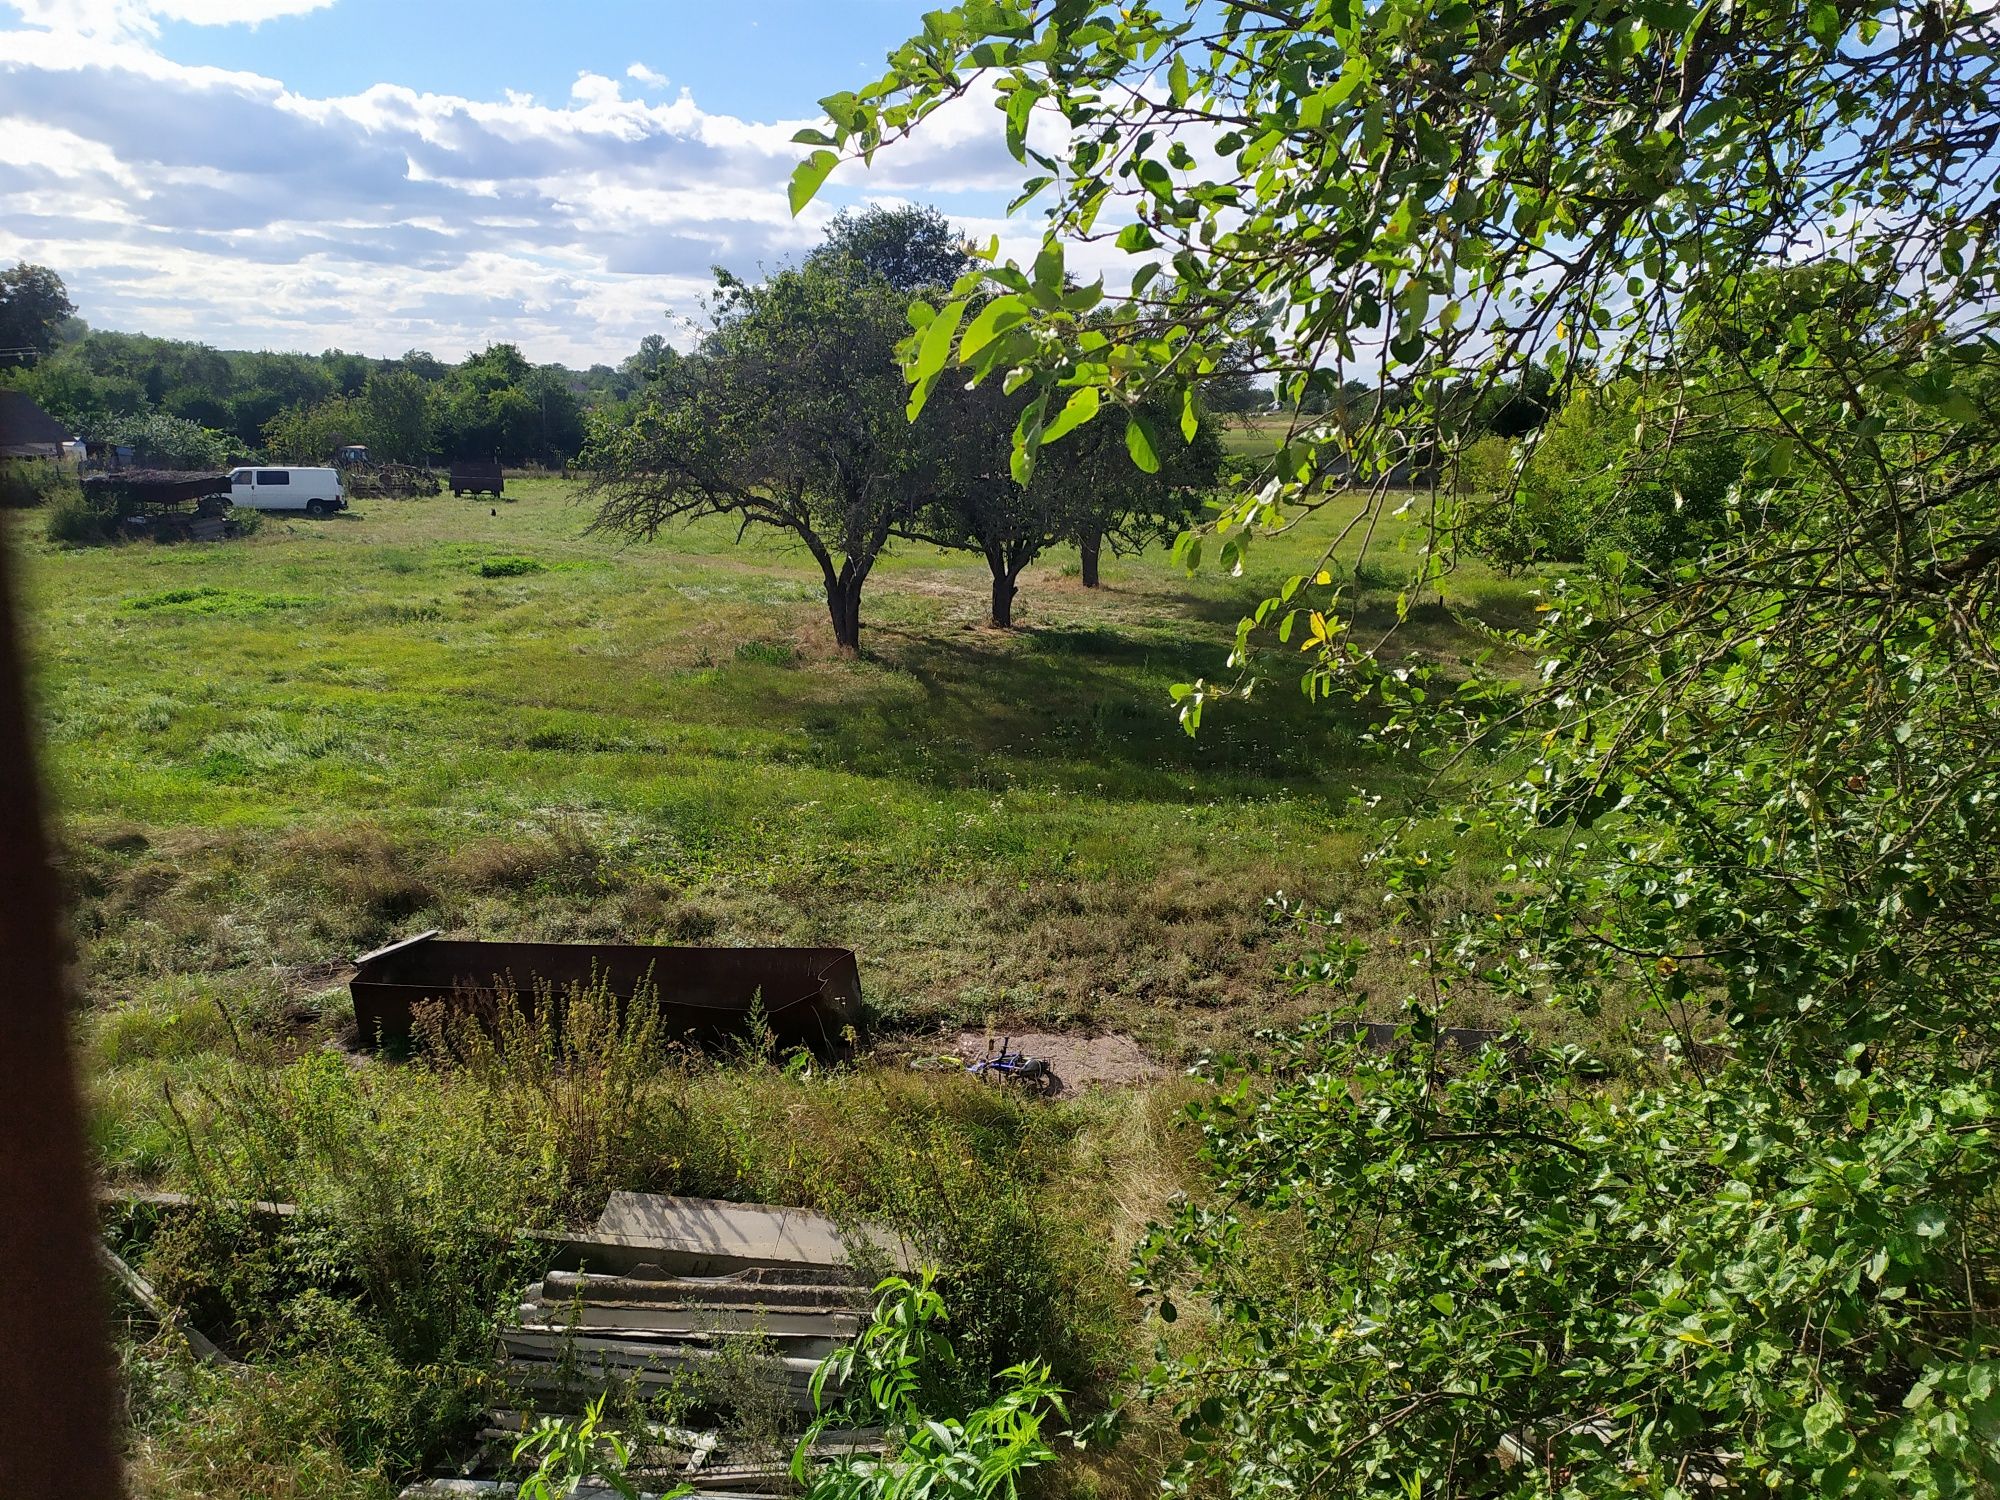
953;1029;1165;1096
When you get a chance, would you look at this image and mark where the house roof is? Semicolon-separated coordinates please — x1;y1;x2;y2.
0;391;70;450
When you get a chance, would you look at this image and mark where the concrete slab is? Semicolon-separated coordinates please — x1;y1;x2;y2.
592;1193;910;1275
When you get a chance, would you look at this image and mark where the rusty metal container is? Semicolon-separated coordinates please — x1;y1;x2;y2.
349;931;862;1052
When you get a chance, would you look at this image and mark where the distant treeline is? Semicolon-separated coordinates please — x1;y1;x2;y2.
0;273;675;470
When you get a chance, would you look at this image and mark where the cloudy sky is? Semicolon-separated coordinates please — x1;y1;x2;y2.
0;0;1054;366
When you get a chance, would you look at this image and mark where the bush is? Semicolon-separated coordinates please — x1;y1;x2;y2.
1450;433;1515;496
1464;382;1744;573
798;1274;1065;1500
126;1050;553;1485
45;483;117;545
112;411;235;470
0;458;68;508
416;973;691;1217
1134;1017;2000;1498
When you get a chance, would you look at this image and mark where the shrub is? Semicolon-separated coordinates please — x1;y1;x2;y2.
131;1051;553;1482
0;457;68;507
1450;433;1515;496
1465;381;1744;573
45;483;117;545
112;411;235;469
797;1274;1066;1500
416;973;694;1216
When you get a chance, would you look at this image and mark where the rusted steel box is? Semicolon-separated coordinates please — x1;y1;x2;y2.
349;931;862;1052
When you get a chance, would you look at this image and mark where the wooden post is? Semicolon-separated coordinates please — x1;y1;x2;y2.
0;529;122;1496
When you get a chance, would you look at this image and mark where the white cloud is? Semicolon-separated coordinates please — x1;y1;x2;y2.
569;70;622;107
626;62;667;89
6;0;332;38
0;7;1105;364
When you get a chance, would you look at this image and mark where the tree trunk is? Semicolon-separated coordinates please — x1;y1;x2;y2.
825;577;862;654
1079;527;1102;588
990;569;1017;629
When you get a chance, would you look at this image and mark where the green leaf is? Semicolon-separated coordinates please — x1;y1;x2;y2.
1032;238;1064;293
907;299;968;420
1010;391;1048;484
1125;409;1161;472
1008;175;1055;213
911;299;967;383
1181;385;1199;442
1041;386;1102;445
787;150;839;217
1004;85;1037;161
959;295;1029;362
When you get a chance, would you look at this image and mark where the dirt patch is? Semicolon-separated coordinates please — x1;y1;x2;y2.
953;1030;1165;1096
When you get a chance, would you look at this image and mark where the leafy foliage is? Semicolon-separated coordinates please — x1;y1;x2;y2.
110;410;235;469
512;1394;644;1500
0;261;74;366
1465;379;1743;571
804;0;2000;1494
1136;1018;2000;1497
585;224;930;652
796;1274;1067;1500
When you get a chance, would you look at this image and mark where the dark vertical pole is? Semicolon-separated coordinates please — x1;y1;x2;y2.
0;532;121;1497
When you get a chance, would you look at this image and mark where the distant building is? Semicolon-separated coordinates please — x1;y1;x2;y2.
0;391;71;461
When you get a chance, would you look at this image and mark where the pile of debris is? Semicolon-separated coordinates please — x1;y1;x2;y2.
80;469;237;543
403;1192;907;1499
345;461;442;499
500;1191;905;1408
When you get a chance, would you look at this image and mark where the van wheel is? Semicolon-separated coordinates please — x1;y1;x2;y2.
306;499;328;517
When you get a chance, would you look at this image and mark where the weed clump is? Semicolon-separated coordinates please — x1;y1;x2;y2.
417;973;696;1216
478;556;544;577
733;639;797;667
122;587;316;616
274;826;437;946
434;818;609;899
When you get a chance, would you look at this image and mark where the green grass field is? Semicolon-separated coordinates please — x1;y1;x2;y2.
28;476;1536;1069
24;476;1553;1499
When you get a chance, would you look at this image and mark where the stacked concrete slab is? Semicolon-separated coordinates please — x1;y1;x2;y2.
498;1192;909;1416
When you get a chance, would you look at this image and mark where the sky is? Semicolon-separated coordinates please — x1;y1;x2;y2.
0;0;1066;366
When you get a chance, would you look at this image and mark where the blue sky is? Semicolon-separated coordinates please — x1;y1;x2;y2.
151;2;928;121
0;0;1078;365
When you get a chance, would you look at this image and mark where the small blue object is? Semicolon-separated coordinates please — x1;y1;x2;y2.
967;1037;1051;1087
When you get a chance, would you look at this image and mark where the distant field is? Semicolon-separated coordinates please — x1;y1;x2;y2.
1219;411;1300;455
21;478;1542;1096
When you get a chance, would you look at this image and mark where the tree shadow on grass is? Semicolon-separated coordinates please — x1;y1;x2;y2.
732;619;1422;807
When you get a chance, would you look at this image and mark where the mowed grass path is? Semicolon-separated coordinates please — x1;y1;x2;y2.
22;477;1523;1054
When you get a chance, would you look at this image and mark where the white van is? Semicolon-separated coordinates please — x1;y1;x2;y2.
227;466;347;516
